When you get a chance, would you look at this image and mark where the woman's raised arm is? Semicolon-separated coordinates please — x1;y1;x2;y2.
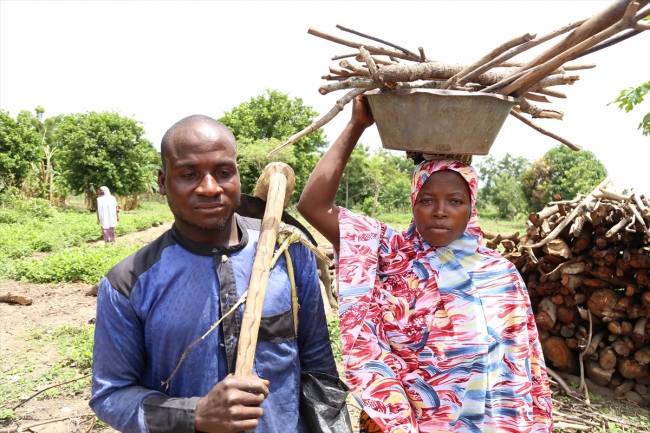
297;96;374;250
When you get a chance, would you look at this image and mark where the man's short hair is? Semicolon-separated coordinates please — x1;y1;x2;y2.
160;115;234;169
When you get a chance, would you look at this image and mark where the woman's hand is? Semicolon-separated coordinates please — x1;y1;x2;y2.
350;95;374;130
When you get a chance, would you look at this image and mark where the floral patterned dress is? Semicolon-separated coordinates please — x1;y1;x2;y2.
336;159;553;433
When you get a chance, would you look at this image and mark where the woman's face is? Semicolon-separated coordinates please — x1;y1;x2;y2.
413;170;471;247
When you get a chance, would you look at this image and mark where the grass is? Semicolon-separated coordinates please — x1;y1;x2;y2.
0;200;172;283
0;324;94;416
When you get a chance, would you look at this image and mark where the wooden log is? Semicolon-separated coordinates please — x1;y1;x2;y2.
633;317;648;345
634;382;648;395
612;337;631;357
569;215;585;238
542;336;572;369
588;289;619;317
598;346;618;370
614;378;636;396
566;292;587;307
608;321;623;335
525;178;611;250
631;254;650;268
0;291;32;305
562;274;584;292
558;305;578;323
571;234;591;253
586;330;607;356
618;358;650;379
634;346;650;365
544;238;572;259
560;324;575;338
536;296;558;330
531;205;560;225
586;359;614;386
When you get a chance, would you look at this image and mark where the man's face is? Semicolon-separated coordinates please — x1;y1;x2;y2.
158;122;241;242
413;170;471;247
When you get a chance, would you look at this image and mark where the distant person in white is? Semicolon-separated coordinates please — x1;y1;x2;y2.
97;186;118;243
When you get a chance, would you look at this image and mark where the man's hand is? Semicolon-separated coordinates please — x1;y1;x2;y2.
194;375;269;433
350;95;375;130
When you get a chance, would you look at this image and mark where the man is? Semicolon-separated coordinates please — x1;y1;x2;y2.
90;115;337;433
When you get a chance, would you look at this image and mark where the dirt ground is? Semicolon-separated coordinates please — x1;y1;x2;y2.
1;224;172;433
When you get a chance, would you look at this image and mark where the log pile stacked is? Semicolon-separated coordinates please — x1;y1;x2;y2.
270;0;650;157
484;178;650;404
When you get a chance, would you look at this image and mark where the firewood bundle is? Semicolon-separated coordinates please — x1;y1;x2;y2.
485;178;650;404
269;0;650;157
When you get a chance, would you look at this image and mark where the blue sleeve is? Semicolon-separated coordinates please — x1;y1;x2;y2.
90;278;199;433
291;243;338;376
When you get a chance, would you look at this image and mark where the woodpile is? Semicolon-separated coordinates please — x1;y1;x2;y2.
485;178;650;405
270;0;650;157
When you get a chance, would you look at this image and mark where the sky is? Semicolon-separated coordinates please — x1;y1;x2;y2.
1;1;649;195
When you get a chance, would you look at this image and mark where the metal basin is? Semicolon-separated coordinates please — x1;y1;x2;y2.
365;88;518;155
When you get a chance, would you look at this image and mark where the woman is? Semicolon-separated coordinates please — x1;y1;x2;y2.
297;97;552;432
97;186;118;243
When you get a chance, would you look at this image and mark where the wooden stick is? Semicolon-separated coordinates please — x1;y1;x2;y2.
338;60;370;76
532;88;567;99
375;62;520;87
309;27;420;62
514;0;635;74
563;62;597;70
511;111;581;151
480;69;528;93
459;20;586;85
11;374;92;410
235;163;295;376
322;74;352;81
523;93;552;103
0;414;96;433
354;54;397;66
418;46;426;62
319;77;378;95
519;98;564;120
335;24;420;59
331;53;357;60
442;32;536;89
579;27;641;57
523;177;611;249
269;88;366;157
358;46;378;79
499;2;641;96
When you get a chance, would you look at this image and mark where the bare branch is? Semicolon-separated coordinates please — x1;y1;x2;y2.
335;24;420;58
269;89;367;157
510;111;580;151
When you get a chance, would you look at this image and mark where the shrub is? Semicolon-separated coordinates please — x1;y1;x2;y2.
10;243;142;284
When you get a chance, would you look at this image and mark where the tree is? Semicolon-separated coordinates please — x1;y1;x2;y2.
55;111;158;210
520;145;607;212
235;138;296;196
492;173;527;219
219;90;328;199
610;81;650;136
475;153;529;207
0;110;42;190
336;145;372;209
